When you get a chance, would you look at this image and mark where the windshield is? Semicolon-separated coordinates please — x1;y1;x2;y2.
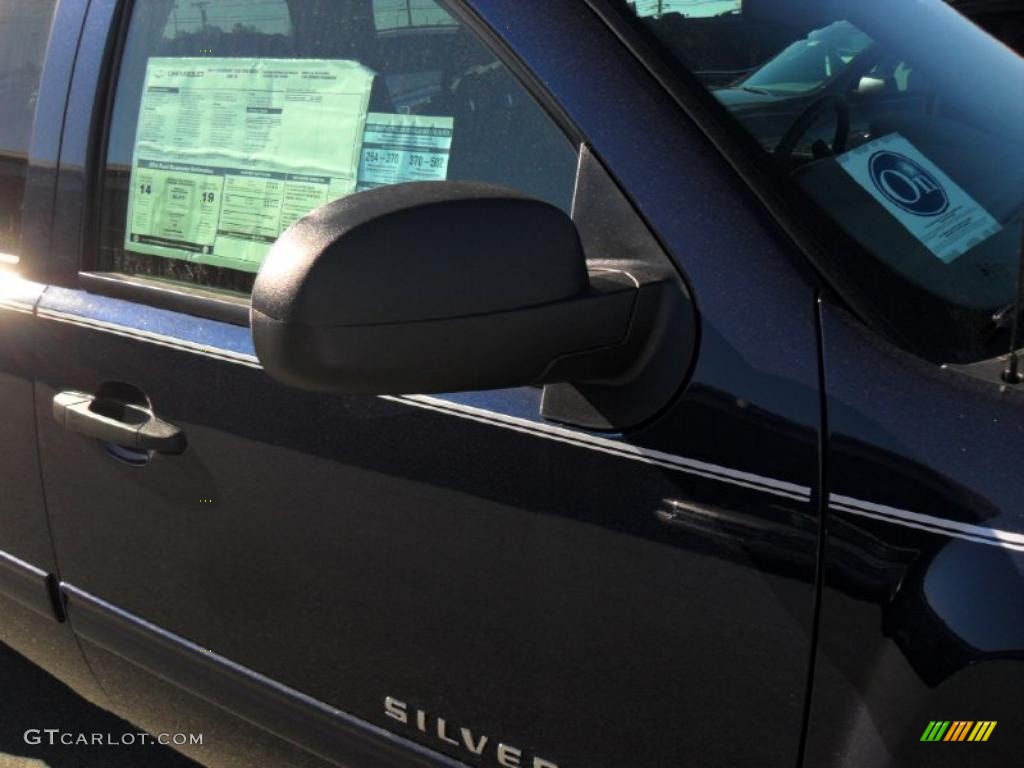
741;21;873;94
620;0;1024;364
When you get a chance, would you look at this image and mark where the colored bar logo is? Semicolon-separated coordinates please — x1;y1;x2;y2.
920;721;996;742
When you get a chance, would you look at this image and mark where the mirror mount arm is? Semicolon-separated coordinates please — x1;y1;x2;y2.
539;148;698;431
541;273;696;431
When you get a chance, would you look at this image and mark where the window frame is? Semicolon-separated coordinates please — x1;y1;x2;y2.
64;0;585;326
1;0;83;275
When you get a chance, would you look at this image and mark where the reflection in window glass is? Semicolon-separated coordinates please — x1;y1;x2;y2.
629;0;741;19
741;22;872;95
163;0;291;37
98;0;577;297
618;0;1024;364
372;0;455;31
0;0;57;256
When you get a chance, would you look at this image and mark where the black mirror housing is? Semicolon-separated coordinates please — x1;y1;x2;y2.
253;182;590;328
251;182;638;395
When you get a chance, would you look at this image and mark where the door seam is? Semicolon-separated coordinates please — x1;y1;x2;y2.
796;292;832;768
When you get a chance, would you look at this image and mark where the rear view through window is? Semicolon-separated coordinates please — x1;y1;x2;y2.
618;0;1024;363
96;0;577;295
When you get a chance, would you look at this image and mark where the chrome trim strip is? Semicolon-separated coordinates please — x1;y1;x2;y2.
0;549;48;580
386;395;813;502
0;298;35;314
37;307;261;368
830;495;1024;552
0;549;56;620
63;583;469;768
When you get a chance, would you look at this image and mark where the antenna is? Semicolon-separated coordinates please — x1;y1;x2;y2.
1002;221;1024;384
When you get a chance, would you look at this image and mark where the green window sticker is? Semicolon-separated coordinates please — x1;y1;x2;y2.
124;57;376;272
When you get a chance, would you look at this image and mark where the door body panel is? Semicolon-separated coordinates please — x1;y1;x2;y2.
1;276;51;581
35;1;826;766
0;276;78;673
1;0;83;596
0;0;108;707
807;300;1024;768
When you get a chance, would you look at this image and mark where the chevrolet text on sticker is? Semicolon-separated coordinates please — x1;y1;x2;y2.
836;133;1002;263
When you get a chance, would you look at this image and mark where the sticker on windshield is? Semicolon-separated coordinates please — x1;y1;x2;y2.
356;113;454;191
124;58;376;272
836;133;1002;263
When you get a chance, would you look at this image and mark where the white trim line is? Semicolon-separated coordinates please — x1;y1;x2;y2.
831;495;1024;552
37;307;261;368
386;395;813;501
0;298;34;314
0;548;49;579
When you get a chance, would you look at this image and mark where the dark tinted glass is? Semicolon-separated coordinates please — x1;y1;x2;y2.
616;0;1024;363
0;0;57;259
96;0;577;296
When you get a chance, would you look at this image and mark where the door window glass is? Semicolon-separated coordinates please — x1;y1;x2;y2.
0;0;58;261
615;0;1024;364
96;0;577;296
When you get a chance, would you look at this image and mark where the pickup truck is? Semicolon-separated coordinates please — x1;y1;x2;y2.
1;1;1021;767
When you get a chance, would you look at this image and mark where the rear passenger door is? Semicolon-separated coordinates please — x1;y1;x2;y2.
31;1;825;767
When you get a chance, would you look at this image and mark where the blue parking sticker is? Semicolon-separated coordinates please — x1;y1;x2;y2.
837;133;1002;263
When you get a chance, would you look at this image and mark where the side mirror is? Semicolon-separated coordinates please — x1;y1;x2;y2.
252;181;637;394
252;172;696;430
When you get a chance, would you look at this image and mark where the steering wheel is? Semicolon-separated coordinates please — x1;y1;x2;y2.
774;94;851;162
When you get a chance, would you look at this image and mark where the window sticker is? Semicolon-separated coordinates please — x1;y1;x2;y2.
125;58;375;272
836;133;1002;263
356;113;454;191
628;0;741;19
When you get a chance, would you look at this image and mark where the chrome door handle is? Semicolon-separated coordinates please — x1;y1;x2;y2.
53;391;187;455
